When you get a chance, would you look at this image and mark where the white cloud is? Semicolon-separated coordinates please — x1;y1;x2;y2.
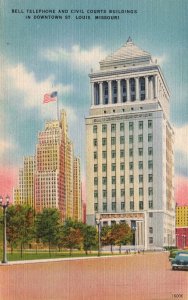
0;138;18;164
43;45;107;70
153;54;167;65
7;63;72;108
1;58;77;121
174;125;188;155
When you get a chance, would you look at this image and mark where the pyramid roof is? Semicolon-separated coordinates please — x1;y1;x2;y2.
100;37;151;69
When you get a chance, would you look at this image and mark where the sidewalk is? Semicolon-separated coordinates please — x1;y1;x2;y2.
0;251;163;266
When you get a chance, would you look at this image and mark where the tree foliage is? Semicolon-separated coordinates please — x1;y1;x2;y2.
82;224;97;254
6;205;35;256
35;208;61;255
61;219;84;255
101;223;132;253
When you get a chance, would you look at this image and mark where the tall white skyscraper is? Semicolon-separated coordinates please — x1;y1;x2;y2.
85;38;175;249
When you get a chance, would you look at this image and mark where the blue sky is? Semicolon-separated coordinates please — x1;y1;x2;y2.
1;0;188;188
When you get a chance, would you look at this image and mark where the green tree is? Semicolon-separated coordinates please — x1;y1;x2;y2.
61;219;83;256
36;208;61;256
101;225;116;254
82;224;97;254
112;223;132;253
6;205;35;257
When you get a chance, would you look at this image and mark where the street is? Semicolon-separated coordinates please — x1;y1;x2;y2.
0;252;188;300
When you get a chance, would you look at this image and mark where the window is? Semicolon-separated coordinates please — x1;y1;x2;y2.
102;164;107;172
94;191;98;198
102;177;107;185
148;160;153;169
149;201;153;209
102;151;107;159
149;237;153;244
148;134;153;142
149;212;153;217
104;86;108;96
94;164;98;172
102;124;107;132
138;135;143;142
93;139;97;146
93;125;97;133
129;122;134;130
94;152;97;159
120;123;124;131
94;177;98;185
103;190;107;198
111;137;116;145
94;203;98;211
123;96;126;102
120;136;125;144
120;163;125;170
139;201;144;210
139;188;143;196
149;227;153;234
121;202;125;210
129;162;133;170
130;188;134;196
130;201;134;210
139;121;143;129
120;150;124;158
129;148;133;157
121;189;125;196
102;138;107;146
103;202;107;211
148;187;153;196
111;163;116;171
148;120;152;128
129;135;133;144
129;175;134;183
112;202;116;211
112;176;116;184
111;150;116;158
148;174;153;182
111;124;116;132
120;176;125;184
148;147;153;155
138;148;143;156
112;189;116;197
139;175;143;183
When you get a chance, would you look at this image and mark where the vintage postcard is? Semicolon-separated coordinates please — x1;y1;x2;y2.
0;0;188;299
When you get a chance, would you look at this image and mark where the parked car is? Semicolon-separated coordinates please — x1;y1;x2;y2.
171;251;188;270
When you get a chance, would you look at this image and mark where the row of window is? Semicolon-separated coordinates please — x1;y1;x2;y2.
93;134;153;146
93;120;153;133
94;200;153;211
94;160;153;172
94;187;153;197
94;148;153;160
94;174;153;185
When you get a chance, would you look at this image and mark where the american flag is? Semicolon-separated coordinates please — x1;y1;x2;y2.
43;91;58;103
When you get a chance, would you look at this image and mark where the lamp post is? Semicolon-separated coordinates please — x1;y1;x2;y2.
132;225;137;251
182;235;186;249
95;213;101;257
176;234;179;249
0;195;10;264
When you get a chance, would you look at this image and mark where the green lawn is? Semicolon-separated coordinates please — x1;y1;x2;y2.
0;250;115;261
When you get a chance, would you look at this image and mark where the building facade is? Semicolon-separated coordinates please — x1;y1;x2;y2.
73;157;82;221
14;110;82;221
14;156;35;208
176;205;188;249
85;38;175;249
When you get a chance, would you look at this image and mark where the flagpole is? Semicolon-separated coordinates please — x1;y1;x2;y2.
57;93;59;121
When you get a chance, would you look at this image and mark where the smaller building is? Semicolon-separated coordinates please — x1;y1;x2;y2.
176;205;188;249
